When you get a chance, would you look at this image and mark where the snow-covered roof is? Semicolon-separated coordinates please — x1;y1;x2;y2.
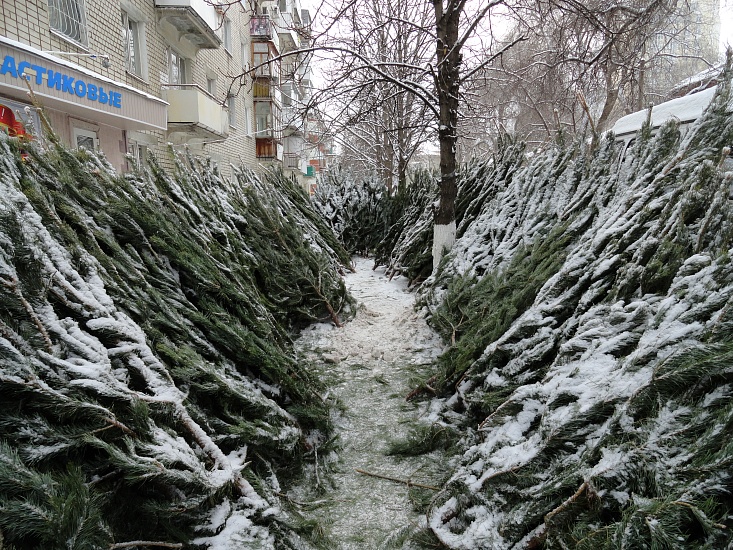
611;85;718;138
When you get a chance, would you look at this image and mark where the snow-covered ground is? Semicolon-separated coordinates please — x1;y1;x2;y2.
294;257;444;548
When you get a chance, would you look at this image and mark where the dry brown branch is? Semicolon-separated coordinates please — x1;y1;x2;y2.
0;275;54;353
405;375;436;401
672;500;728;529
576;91;596;136
89;417;136;437
324;300;343;327
310;273;343;327
544;481;590;525
478;398;514;431
526;480;593;547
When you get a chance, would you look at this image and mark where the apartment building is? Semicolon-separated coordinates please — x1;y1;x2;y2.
0;0;316;186
644;0;721;103
251;0;325;188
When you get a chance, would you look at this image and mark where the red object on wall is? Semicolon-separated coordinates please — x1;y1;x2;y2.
0;104;17;134
11;119;25;137
0;105;28;138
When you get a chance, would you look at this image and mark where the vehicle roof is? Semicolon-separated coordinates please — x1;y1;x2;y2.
611;86;718;139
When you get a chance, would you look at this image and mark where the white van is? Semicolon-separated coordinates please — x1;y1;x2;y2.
611;86;718;159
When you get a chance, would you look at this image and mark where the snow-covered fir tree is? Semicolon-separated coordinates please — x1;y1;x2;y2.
314;76;733;548
0;136;351;549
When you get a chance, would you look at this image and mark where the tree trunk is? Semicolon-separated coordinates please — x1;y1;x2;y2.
432;0;461;269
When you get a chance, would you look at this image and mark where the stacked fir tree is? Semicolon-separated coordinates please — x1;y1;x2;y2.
311;75;733;548
0;137;351;548
411;79;733;547
312;167;439;284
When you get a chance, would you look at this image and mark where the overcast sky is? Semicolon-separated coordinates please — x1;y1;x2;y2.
722;0;733;53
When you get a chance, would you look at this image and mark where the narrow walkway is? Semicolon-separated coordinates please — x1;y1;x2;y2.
294;257;444;548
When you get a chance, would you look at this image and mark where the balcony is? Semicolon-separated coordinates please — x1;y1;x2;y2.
254;62;280;80
281;106;303;132
163;84;228;139
256;137;282;160
276;12;300;52
251;15;274;40
155;0;221;49
253;81;276;99
283;153;300;169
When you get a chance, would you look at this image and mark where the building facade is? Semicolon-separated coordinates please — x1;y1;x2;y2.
0;0;317;186
645;0;721;103
251;0;324;188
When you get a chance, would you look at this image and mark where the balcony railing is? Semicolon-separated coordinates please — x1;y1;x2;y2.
154;0;220;49
255;63;280;79
256;137;282;159
283;153;300;169
162;84;228;138
250;15;274;39
275;12;300;51
253;81;274;98
281;106;303;130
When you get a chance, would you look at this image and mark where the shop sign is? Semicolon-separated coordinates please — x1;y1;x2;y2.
0;54;122;108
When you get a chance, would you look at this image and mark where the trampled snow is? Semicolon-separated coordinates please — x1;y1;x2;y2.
293;256;445;548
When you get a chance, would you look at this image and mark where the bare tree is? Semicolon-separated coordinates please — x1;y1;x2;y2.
218;0;707;266
305;0;525;266
459;0;714;149
309;0;435;192
215;0;523;265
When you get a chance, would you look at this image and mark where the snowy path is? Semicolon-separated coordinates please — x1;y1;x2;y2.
294;257;444;548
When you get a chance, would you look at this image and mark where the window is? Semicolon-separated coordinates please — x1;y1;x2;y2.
255;102;273;135
241;41;248;70
121;11;144;77
136;144;148;169
253;43;278;79
244;104;252;135
281;82;292;107
130;142;148;169
282;60;295;80
228;95;236;127
48;0;88;46
168;49;188;87
253;43;268;75
73;127;98;150
207;77;217;96
222;17;232;52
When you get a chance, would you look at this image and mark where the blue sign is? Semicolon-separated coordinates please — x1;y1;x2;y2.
0;54;122;108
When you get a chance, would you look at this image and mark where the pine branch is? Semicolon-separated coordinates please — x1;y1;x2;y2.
672;501;728;530
89;418;136;437
0;275;53;353
544;481;591;525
